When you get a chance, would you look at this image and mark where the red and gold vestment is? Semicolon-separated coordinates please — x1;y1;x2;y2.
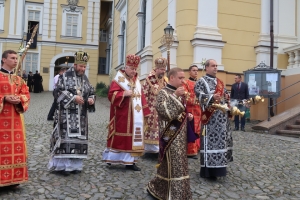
183;77;201;156
142;70;167;150
0;72;30;187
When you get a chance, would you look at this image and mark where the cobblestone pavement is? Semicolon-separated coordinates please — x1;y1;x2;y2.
1;92;300;200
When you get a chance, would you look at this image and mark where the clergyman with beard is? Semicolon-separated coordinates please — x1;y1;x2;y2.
142;57;168;154
47;51;96;175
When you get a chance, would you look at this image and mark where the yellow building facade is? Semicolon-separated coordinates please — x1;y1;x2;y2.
0;0;113;91
110;0;300;121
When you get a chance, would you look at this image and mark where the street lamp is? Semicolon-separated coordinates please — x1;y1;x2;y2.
160;24;175;72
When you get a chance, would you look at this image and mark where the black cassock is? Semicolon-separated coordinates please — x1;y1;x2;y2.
33;73;41;93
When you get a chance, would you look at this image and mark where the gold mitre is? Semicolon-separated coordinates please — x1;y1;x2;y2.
74;51;90;65
155;57;168;68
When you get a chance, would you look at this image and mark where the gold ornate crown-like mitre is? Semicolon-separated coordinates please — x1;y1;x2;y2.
74;51;90;64
155;57;168;68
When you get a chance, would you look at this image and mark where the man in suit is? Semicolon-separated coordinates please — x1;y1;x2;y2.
230;74;249;131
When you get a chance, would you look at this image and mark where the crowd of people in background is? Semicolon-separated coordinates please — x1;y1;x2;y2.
21;70;44;93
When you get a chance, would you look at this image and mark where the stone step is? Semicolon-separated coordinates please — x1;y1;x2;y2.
286;124;300;130
295;120;300;125
276;130;300;137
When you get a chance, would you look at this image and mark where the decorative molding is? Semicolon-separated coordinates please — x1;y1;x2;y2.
159;41;179;69
136;45;153;79
61;4;85;13
191;38;225;70
61;5;83;38
60;35;83;40
254;45;278;68
283;44;300;53
115;0;126;12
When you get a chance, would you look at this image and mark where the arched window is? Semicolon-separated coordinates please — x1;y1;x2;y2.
121;21;126;63
141;0;146;49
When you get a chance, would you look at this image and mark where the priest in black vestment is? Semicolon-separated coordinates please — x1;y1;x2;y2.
33;70;41;93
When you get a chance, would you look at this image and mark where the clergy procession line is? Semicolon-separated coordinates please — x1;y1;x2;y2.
0;49;233;199
0;50;265;199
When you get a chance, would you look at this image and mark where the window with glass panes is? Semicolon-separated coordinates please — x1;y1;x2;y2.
99;30;107;42
28;10;40;21
28;10;40;33
66;14;78;37
25;53;39;73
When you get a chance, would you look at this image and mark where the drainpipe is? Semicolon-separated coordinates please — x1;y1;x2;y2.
269;0;275;118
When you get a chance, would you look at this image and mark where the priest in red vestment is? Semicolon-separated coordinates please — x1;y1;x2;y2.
142;57;168;153
0;50;30;188
183;65;201;159
102;54;150;171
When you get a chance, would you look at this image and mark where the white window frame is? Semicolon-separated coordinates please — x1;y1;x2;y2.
66;13;79;37
25;53;39;73
25;3;43;35
61;5;84;39
99;29;107;42
0;0;4;32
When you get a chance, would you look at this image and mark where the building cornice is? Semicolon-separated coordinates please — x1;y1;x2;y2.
190;38;226;44
25;1;44;5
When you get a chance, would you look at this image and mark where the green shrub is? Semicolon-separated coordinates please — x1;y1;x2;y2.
96;82;110;97
96;82;107;90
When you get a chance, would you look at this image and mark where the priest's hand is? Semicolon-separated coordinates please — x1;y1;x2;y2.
124;90;133;97
174;87;185;97
88;98;94;105
75;95;84;105
5;95;21;104
188;113;194;121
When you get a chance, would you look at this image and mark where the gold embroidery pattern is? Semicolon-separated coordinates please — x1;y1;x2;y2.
135;104;142;112
118;76;125;83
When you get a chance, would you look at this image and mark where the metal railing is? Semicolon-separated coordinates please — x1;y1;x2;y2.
267;80;300;121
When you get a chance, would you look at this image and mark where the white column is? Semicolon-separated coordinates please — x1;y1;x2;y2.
42;0;50;40
49;64;55;91
51;0;58;41
93;2;100;44
86;1;100;45
118;35;124;65
191;0;224;70
15;0;24;36
255;0;279;68
145;0;153;46
8;0;16;36
136;12;144;51
167;0;177;39
0;2;4;31
194;0;221;40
